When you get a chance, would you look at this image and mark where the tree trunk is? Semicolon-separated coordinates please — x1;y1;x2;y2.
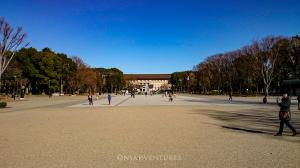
263;84;270;103
0;75;2;93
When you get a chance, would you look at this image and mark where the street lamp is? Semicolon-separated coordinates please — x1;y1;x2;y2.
179;79;183;93
186;75;190;93
13;75;17;101
108;73;113;94
102;74;107;93
60;62;69;95
102;73;114;94
48;80;51;98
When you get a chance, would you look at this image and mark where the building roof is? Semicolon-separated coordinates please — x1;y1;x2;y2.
124;74;171;80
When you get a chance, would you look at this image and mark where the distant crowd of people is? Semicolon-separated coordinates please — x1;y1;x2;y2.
86;90;178;106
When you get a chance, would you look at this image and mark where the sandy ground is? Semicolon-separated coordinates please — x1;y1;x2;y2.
0;95;299;168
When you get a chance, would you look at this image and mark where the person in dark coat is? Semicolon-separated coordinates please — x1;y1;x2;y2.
169;93;173;102
88;94;93;106
275;92;297;136
108;94;112;105
297;96;300;110
228;92;233;103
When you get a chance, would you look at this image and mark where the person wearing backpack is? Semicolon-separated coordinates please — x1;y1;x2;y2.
274;92;297;136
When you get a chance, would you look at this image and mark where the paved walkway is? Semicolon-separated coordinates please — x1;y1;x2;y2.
70;94;288;108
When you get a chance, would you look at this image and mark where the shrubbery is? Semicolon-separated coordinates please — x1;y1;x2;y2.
0;101;7;108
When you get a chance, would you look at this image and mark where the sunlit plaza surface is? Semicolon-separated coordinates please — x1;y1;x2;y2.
0;95;299;168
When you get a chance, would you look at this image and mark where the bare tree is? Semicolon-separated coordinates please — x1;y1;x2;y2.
288;36;300;78
250;36;283;101
0;17;28;89
196;62;213;94
222;50;241;94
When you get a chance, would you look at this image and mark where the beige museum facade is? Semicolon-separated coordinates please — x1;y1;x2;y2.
124;74;171;92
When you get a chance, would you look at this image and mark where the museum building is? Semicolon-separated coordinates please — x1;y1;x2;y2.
124;74;171;92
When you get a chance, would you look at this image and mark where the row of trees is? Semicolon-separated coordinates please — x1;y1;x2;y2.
1;47;125;95
171;35;300;100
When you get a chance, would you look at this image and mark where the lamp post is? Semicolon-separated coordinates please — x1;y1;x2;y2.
102;74;107;93
108;73;113;94
48;80;51;98
186;75;190;93
60;62;69;96
110;77;113;94
13;75;17;101
102;73;113;94
179;79;183;93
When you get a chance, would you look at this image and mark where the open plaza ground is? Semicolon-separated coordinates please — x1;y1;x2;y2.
0;94;299;168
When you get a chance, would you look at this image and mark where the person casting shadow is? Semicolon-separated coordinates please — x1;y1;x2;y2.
274;92;297;136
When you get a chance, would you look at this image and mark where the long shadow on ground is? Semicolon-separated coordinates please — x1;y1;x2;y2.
183;98;289;106
190;108;300;143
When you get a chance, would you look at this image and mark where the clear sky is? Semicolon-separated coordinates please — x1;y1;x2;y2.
1;0;300;74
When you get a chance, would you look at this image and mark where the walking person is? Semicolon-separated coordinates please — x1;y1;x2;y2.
274;92;297;136
108;94;112;105
88;94;93;106
131;91;135;98
169;93;173;102
297;95;300;110
228;92;233;103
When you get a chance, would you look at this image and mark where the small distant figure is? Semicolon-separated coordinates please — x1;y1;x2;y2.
297;96;300;110
274;92;297;136
263;96;267;104
145;92;148;96
169;93;173;102
108;94;112;105
88;94;93;106
228;92;232;103
131;92;135;98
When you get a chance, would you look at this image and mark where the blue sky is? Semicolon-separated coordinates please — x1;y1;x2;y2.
1;0;300;73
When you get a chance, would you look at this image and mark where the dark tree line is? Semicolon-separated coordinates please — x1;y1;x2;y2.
171;35;300;100
1;47;125;96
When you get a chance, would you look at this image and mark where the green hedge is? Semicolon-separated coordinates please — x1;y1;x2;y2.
0;101;7;108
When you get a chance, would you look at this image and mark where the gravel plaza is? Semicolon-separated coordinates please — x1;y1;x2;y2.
0;95;299;168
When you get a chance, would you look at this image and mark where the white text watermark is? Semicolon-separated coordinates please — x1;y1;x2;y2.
116;154;182;161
